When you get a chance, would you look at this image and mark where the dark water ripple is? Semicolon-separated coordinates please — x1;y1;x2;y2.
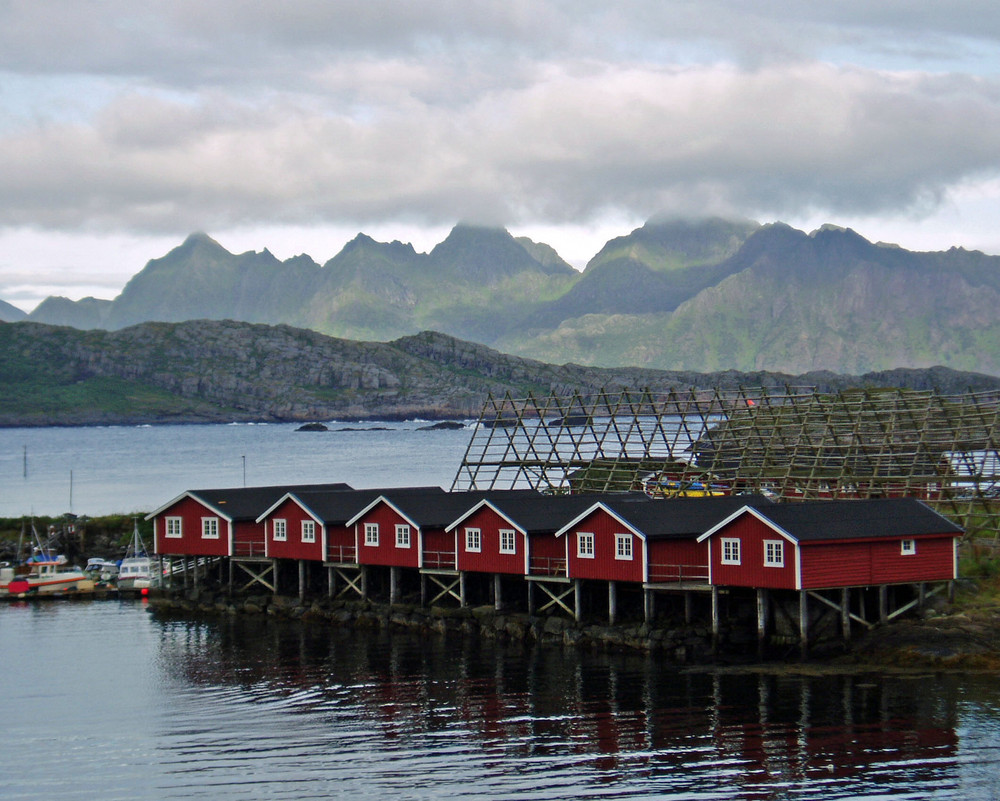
2;601;1000;800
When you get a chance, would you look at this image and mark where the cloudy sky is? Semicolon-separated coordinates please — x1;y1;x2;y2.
3;1;1000;312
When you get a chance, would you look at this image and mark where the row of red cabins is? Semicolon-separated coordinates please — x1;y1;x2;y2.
147;483;962;642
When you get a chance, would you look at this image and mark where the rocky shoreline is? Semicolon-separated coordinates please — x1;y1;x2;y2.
147;585;1000;669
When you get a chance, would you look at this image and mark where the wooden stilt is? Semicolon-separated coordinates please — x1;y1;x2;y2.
527;579;534;615
298;560;306;602
841;587;851;641
327;566;335;598
459;572;467;607
643;589;652;624
361;565;368;600
390;566;399;604
228;559;233;595
879;585;888;624
608;581;617;626
684;591;692;624
799;590;809;656
494;574;502;612
574;579;582;622
420;573;427;607
711;586;720;649
272;559;278;595
756;588;768;656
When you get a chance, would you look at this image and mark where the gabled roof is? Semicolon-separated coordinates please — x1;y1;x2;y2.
347;488;542;529
557;494;774;540
447;492;632;534
257;486;446;525
698;497;963;544
146;483;353;522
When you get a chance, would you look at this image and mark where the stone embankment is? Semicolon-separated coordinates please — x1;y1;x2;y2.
149;591;727;662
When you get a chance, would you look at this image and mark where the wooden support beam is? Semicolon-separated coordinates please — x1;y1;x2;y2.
711;586;720;644
298;560;306;602
574;579;582;623
643;589;652;624
426;572;462;606
684;591;692;625
807;589;876;630
608;581;617;626
756;588;768;654
879;585;888;624
533;579;575;616
494;574;502;612
799;590;809;656
460;572;467;607
841;587;851;641
334;567;363;599
233;560;276;593
390;566;400;604
327;566;335;598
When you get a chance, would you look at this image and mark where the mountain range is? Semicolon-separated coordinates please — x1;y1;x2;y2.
8;217;1000;376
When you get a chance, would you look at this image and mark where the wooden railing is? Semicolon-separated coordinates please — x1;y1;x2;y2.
647;563;709;583
326;544;357;563
233;541;267;558
529;556;567;577
422;550;456;570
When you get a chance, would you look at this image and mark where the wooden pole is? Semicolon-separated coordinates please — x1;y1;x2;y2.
460;572;467;607
879;585;888;624
711;586;720;651
608;581;617;626
527;579;535;615
298;560;306;602
574;579;582;622
756;588;768;657
684;591;693;625
494;574;502;612
327;566;335;598
799;590;809;656
390;566;399;604
841;587;851;641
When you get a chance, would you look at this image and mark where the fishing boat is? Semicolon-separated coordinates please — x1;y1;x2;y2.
117;520;161;591
0;525;91;596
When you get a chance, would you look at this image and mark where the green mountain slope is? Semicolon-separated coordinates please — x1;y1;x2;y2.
4;320;996;426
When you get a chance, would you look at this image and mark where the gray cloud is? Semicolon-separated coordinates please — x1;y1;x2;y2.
1;2;999;237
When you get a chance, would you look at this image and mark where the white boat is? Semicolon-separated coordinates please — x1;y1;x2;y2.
0;538;91;596
117;521;161;591
84;557;120;583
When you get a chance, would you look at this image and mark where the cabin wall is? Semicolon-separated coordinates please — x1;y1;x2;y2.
356;505;420;568
153;496;230;557
708;517;797;590
646;539;708;583
799;542;874;587
232;520;265;558
562;510;644;583
422;527;456;570
455;507;526;575
326;524;356;564
528;532;566;577
264;498;323;561
869;536;956;584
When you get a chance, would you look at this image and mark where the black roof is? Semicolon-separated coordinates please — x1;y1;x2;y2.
384;488;544;528
740;498;964;542
478;492;651;534
188;483;354;520
597;494;775;539
289;486;447;525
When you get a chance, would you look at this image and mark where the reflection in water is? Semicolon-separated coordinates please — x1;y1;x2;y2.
0;601;995;800
153;613;996;800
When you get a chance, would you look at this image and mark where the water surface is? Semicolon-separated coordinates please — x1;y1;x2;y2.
2;600;998;800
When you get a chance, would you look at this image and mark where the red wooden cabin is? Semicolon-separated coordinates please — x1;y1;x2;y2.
554;495;772;584
447;494;602;577
697;498;963;590
148;483;351;558
257;486;448;564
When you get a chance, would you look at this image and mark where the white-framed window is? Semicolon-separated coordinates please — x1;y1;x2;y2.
465;528;481;553
201;517;219;540
365;523;379;546
615;533;633;561
577;532;595;558
273;519;287;542
721;537;741;565
165;517;183;538
499;529;516;554
764;539;784;567
396;524;411;549
301;520;316;544
901;539;916;555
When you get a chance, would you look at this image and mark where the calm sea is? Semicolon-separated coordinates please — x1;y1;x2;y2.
1;600;998;800
3;424;1000;799
0;421;475;517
